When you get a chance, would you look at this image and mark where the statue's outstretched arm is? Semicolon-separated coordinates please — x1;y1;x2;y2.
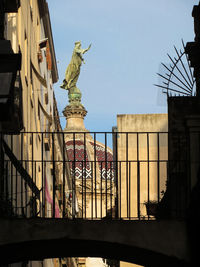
82;44;92;54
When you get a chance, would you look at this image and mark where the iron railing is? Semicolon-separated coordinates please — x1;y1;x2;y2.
0;131;195;220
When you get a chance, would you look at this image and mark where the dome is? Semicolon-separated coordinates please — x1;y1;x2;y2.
89;141;114;180
66;139;114;180
65;135;116;219
66;139;92;179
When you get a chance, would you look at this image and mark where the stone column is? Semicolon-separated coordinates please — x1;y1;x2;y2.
62;85;90;138
63;104;88;133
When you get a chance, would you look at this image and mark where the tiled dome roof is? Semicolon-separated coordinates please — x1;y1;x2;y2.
89;141;114;180
66;139;114;180
66;140;91;179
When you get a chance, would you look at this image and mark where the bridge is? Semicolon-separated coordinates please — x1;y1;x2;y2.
0;218;189;266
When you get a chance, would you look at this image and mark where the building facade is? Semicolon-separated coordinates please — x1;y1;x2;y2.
0;1;76;266
116;113;168;267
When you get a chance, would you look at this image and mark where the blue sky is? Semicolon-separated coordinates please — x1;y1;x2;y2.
48;0;198;131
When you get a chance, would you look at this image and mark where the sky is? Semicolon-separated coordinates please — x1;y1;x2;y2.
47;0;198;132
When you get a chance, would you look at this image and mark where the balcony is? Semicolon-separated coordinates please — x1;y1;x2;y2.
0;130;195;221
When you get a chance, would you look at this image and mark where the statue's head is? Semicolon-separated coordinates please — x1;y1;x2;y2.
75;41;81;48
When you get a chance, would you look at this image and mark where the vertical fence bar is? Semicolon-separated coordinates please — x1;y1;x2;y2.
84;132;86;218
105;132;108;215
179;133;182;217
81;160;83;218
14;148;17;215
94;133;97;218
185;131;192;218
8;137;12;213
1;134;5;201
10;138;13;213
138;161;140;220
62;132;66;218
10;159;13;214
157;133;160;203
21;133;23;216
0;133;2;198
73;134;78;218
167;131;170;216
116;132;118;219
137;133;140;220
91;160;94;219
52;133;55;218
186;130;191;212
25;160;28;216
129;160;131;219
10;135;14;212
31;133;34;217
147;133;150;220
113;130;118;219
110;161;112;218
183;132;186;217
100;161;103;219
176;134;180;217
72;133;76;219
126;133;129;218
41;132;44;217
15;167;18;215
5;159;8;202
119;161;121;219
34;161;37;216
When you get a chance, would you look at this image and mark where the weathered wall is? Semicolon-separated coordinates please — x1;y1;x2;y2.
117;114;168;133
117;114;168;267
117;114;168;218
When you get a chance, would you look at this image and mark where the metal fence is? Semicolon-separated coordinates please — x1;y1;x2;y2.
0;131;194;220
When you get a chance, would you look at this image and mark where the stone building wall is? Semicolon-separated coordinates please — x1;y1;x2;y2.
117;114;168;267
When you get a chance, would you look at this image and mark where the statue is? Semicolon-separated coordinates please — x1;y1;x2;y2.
61;41;91;132
60;41;91;103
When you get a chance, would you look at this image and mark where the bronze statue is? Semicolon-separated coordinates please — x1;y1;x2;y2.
60;41;91;91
